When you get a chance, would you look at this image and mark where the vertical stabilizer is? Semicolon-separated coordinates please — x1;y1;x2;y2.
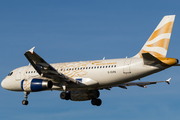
134;15;175;58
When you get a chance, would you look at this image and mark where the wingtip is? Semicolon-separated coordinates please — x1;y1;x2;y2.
28;46;35;54
166;78;171;84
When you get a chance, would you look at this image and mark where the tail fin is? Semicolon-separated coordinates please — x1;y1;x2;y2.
134;15;175;58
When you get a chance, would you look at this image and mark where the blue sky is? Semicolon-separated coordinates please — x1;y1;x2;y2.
1;0;180;120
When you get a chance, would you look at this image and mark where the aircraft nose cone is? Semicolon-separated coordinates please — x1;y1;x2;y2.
1;80;5;88
1;78;9;90
1;79;6;89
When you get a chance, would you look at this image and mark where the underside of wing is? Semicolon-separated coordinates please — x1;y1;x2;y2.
103;78;171;90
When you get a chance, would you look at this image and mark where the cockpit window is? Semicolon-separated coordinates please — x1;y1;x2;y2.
8;72;13;76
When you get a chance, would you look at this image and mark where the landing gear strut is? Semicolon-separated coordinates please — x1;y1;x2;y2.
22;92;30;105
91;90;102;106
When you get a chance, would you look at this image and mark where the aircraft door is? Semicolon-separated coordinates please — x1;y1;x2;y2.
16;67;24;81
123;58;132;74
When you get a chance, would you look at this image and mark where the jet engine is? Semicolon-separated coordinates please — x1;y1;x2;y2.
21;78;53;92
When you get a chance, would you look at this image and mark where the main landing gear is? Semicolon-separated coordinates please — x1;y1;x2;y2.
91;98;102;106
60;90;102;106
22;92;30;105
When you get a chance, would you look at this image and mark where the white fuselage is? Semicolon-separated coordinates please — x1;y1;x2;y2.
1;57;166;92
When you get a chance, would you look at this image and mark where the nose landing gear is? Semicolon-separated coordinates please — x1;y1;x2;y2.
22;92;30;105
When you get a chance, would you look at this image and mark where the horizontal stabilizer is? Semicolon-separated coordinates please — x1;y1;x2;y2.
142;53;162;65
173;64;180;66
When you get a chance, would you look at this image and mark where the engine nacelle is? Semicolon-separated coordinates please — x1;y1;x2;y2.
70;90;100;101
21;78;53;92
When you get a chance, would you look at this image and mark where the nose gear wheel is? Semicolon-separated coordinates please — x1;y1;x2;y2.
22;92;30;105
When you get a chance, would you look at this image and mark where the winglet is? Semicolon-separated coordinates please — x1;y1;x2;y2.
28;47;35;54
166;78;171;84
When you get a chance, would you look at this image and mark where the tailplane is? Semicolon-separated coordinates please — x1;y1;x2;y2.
134;15;175;58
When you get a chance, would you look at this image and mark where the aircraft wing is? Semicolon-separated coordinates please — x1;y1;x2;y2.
118;78;171;89
103;78;171;90
24;47;79;84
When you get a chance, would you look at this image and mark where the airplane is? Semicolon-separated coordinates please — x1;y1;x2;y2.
1;15;179;106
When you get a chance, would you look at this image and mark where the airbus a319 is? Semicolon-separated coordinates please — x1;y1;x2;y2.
1;15;179;106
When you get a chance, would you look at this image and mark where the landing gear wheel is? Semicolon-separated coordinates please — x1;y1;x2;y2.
91;98;97;105
60;92;66;99
60;92;70;100
96;99;102;106
22;92;30;105
22;100;28;105
91;98;102;106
